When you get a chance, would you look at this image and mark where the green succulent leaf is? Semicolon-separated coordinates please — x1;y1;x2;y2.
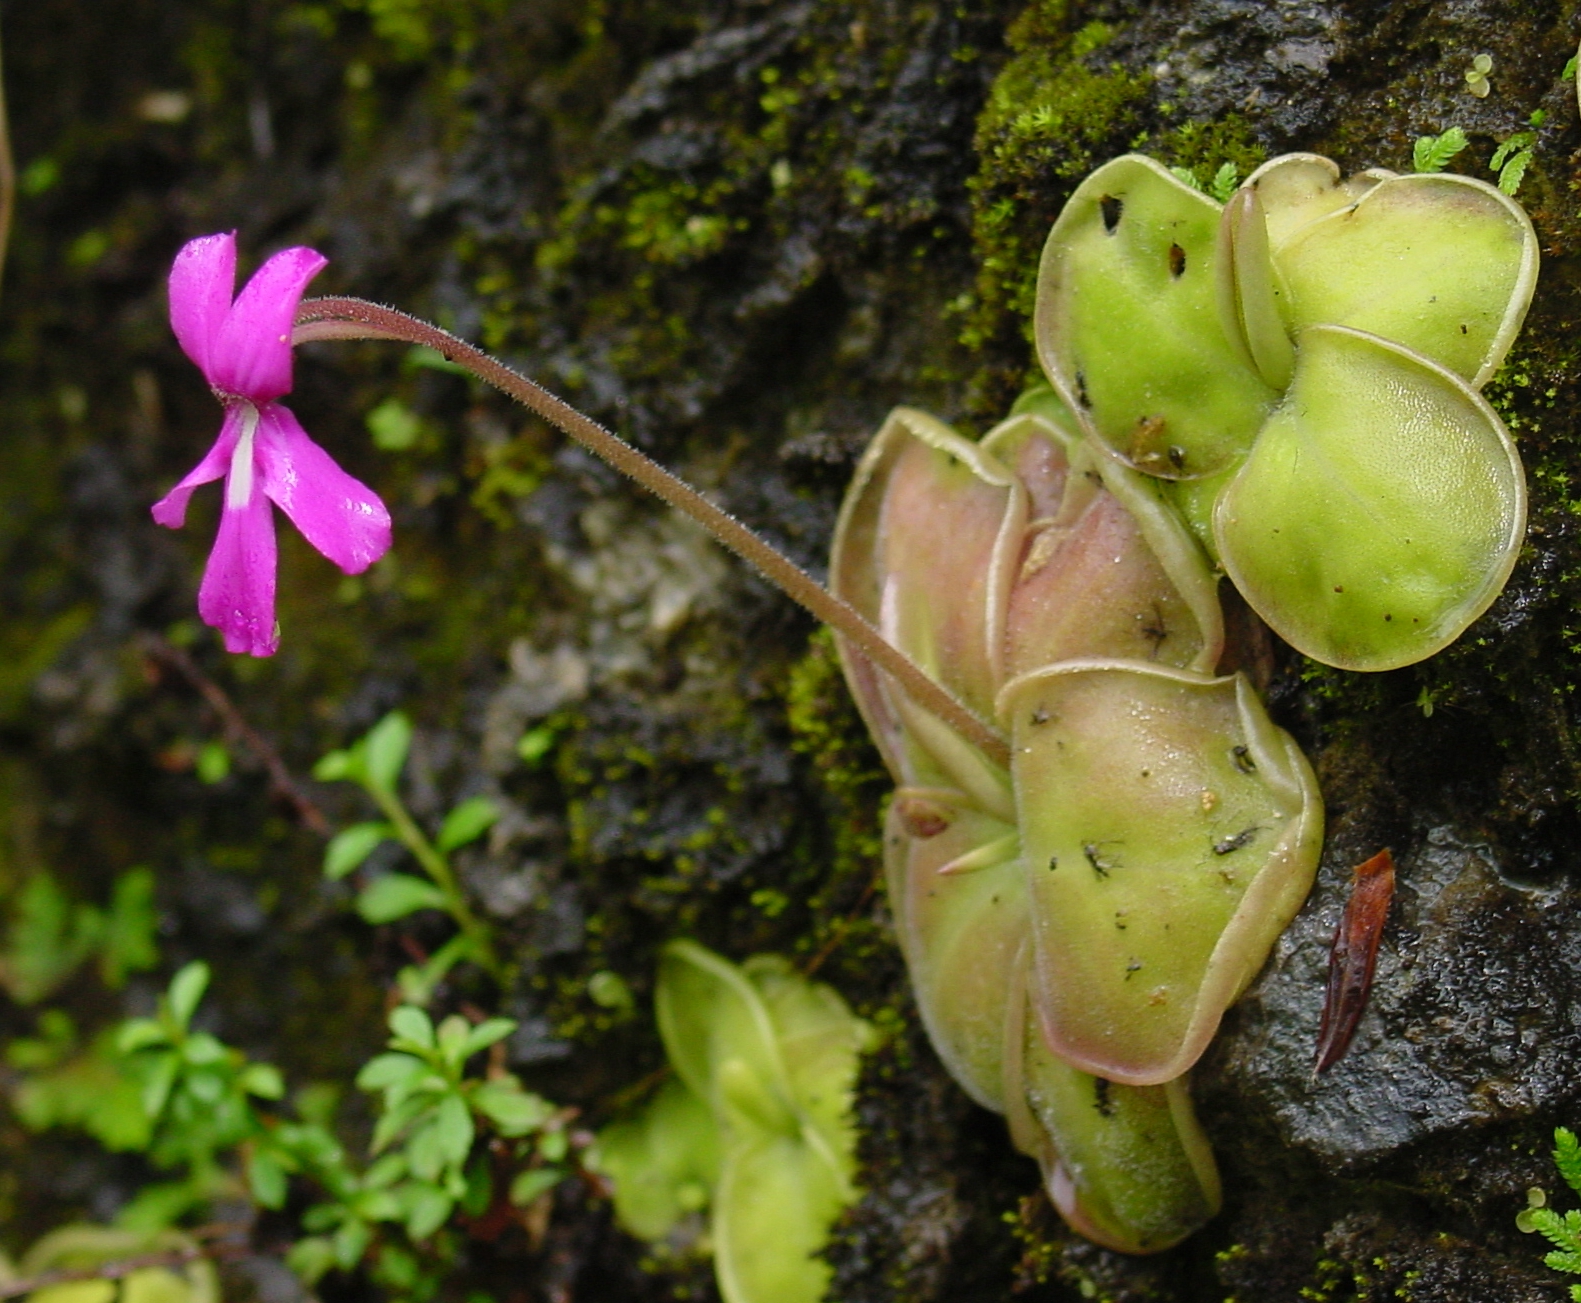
1271;171;1537;386
981;412;1222;678
882;789;1023;1111
1240;154;1392;248
1034;154;1276;479
828;407;1021;813
1007;995;1220;1254
608;943;868;1297
1003;663;1322;1085
741;954;869;1162
1216;188;1294;391
594;1078;721;1240
655;940;790;1116
712;1133;846;1303
1214;325;1525;671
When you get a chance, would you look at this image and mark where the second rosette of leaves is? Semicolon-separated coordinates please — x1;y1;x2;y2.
593;942;872;1303
1035;153;1536;671
830;398;1322;1252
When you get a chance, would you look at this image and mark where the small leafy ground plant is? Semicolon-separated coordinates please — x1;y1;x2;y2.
1517;1126;1581;1296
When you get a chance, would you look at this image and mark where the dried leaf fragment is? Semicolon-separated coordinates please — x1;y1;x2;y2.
1314;848;1395;1073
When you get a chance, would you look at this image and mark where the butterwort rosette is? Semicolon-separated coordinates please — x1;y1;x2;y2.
152;232;391;655
830;390;1322;1252
594;942;872;1303
1033;153;1536;671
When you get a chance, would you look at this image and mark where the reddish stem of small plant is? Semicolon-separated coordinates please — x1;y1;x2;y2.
294;296;1011;768
140;631;331;836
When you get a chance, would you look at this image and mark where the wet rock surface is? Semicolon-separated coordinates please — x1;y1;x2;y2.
4;1;1581;1301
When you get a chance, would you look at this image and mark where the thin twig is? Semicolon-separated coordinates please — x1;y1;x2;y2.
293;298;1011;770
138;632;331;836
0;1228;250;1301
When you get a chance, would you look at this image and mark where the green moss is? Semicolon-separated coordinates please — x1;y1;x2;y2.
1150;114;1267;190
781;629;890;982
964;11;1151;366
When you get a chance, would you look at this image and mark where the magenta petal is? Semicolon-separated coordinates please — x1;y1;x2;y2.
151;405;245;528
197;487;279;656
255;403;391;574
169;233;237;379
208;246;329;402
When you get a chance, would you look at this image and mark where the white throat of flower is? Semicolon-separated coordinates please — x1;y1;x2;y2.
225;402;261;510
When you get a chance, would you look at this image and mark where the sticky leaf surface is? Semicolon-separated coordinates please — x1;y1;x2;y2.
1214;326;1525;670
1035;155;1275;478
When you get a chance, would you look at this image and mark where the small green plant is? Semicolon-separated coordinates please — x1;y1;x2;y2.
1413;126;1469;173
314;710;502;998
1167;160;1239;201
114;961;288;1227
0;867;158;1004
1491;111;1545;197
1464;52;1493;99
10;962;576;1298
594;942;872;1303
0;1224;220;1303
1518;1126;1581;1297
288;1002;571;1289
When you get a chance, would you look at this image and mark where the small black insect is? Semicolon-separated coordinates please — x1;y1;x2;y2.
1094;1077;1116;1117
1099;194;1124;233
1167;444;1187;470
1232;745;1257;774
1047;854;1059;873
1124;959;1142;981
1030;706;1050;726
1213;826;1260;856
1075;370;1091;408
1167;242;1186;277
1140;602;1168;656
1083;843;1115;878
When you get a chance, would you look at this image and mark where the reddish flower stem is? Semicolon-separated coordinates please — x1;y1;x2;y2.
294;296;1010;768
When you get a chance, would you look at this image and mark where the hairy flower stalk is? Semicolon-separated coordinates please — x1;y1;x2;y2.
291;296;1008;767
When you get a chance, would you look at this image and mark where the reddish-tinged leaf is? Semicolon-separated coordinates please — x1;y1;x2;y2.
1314;848;1395;1073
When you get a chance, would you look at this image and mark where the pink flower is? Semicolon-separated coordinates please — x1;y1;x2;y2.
152;232;391;656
